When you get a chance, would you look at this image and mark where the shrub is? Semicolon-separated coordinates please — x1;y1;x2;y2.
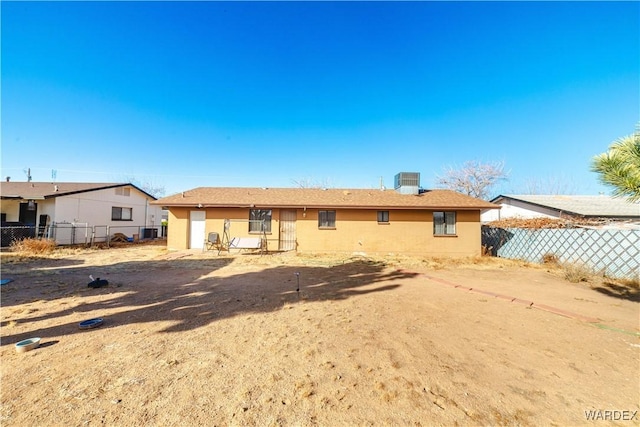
542;253;559;265
10;238;56;255
481;245;493;256
615;276;640;289
562;262;592;283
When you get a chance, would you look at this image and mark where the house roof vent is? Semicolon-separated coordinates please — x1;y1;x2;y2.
394;172;420;195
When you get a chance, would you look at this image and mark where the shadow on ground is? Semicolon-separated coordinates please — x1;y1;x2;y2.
1;255;416;345
592;281;640;303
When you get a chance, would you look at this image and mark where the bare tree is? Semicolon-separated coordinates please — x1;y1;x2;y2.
120;175;166;198
521;175;578;195
436;160;508;200
137;182;166;198
291;177;335;189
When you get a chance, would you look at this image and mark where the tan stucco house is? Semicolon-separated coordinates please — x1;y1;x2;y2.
153;175;499;256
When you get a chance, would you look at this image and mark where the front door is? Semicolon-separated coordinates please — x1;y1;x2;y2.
19;202;37;239
279;209;297;251
19;202;37;226
189;211;206;249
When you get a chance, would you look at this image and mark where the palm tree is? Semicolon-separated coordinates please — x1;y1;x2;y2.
591;130;640;202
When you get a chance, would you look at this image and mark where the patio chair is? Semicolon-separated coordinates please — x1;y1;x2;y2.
204;232;220;252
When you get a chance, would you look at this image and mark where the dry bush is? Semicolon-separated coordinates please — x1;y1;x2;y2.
542;253;560;266
487;217;571;229
487;217;602;229
414;255;537;271
562;262;592;283
10;238;56;255
612;276;640;289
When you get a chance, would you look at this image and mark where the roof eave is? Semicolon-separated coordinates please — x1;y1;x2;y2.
154;202;495;210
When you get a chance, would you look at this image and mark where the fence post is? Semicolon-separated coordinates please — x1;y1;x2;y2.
107;225;111;248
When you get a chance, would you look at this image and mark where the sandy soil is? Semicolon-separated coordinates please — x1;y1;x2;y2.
1;243;638;426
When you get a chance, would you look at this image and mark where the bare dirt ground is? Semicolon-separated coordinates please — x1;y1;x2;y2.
1;243;638;426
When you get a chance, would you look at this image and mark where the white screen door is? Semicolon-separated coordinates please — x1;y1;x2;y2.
189;211;206;249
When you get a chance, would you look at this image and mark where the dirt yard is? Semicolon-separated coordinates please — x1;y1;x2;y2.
1;243;638;426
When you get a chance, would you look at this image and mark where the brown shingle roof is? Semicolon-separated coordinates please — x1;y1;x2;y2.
153;187;499;210
0;182;156;200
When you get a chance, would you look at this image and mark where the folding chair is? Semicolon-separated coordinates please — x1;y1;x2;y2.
204;232;220;252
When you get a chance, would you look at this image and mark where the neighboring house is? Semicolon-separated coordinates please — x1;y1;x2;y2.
481;194;640;223
0;181;163;244
153;173;499;256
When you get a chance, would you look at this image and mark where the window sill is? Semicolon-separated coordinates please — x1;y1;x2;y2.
112;219;133;222
377;222;390;225
434;234;457;237
318;227;336;230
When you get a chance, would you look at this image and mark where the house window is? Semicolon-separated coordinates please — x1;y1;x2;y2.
318;210;336;229
249;209;272;233
112;207;133;221
115;187;131;196
434;211;456;235
377;210;389;223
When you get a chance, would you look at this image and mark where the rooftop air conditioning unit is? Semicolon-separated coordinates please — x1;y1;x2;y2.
394;172;420;195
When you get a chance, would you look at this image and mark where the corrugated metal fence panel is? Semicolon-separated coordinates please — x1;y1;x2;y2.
482;226;640;279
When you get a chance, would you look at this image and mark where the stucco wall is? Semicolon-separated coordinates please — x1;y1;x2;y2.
296;209;480;256
1;199;56;226
167;207;482;256
166;208;190;250
53;187;162;227
1;200;23;222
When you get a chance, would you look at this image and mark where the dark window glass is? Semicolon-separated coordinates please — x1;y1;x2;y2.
318;210;336;228
433;211;456;235
377;211;389;223
249;209;272;233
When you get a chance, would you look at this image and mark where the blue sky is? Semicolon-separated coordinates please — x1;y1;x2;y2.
2;1;638;198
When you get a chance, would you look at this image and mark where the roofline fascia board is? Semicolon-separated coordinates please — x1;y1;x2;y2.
54;183;158;200
0;196;46;200
152;203;494;210
501;196;582;217
0;183;157;201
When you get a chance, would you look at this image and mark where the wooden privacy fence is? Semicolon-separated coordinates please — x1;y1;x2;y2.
482;225;640;280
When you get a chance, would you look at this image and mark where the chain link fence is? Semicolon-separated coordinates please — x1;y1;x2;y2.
482;225;640;279
1;226;36;247
0;223;166;248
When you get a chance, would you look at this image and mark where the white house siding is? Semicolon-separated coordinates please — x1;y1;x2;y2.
38;200;57;224
1;200;21;222
481;198;559;222
1;186;163;245
53;187;162;228
0;199;56;223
